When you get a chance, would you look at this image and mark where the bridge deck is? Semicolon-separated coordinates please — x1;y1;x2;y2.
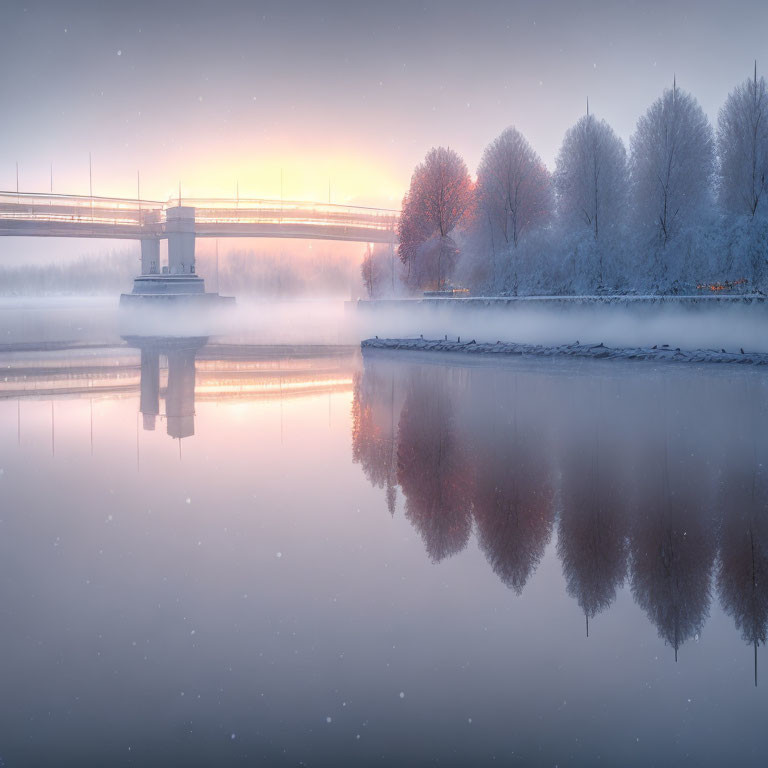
0;193;398;243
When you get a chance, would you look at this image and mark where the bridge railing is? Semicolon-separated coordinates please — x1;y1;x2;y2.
0;192;399;239
182;198;399;233
0;192;167;231
0;192;165;234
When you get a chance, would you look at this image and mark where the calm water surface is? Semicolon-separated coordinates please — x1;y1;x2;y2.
0;327;766;766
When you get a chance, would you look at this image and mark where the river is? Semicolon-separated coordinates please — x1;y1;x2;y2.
0;301;766;766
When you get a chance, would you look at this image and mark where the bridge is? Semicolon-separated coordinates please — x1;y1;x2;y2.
0;191;399;281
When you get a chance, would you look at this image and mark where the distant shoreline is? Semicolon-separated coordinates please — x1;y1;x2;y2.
354;293;767;308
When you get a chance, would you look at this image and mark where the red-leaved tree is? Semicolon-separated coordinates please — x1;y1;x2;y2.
398;147;474;290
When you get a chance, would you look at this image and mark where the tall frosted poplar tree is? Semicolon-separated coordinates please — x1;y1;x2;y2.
555;110;628;241
718;64;768;218
475;127;552;293
630;82;714;245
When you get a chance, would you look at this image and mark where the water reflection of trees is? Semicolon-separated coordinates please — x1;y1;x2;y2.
629;485;717;660
557;382;629;633
628;386;720;660
716;382;768;684
718;467;768;683
396;366;473;562
352;365;402;515
468;374;555;593
352;356;768;674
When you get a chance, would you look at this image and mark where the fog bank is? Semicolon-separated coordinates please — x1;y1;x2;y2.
1;297;766;355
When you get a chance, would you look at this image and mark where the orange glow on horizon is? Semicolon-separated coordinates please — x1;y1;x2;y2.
158;149;405;209
4;141;408;210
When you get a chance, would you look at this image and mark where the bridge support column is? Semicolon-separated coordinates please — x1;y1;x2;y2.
166;206;196;275
140;238;160;275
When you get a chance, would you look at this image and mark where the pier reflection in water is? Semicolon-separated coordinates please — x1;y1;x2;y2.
128;336;207;439
0;340;767;766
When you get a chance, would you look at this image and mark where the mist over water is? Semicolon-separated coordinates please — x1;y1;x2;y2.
353;300;768;353
2;296;766;354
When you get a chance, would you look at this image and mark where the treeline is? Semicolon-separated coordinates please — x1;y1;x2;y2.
396;68;768;296
0;247;361;297
197;248;359;298
0;252;138;295
353;356;768;663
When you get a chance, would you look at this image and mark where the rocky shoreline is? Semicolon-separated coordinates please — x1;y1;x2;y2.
361;337;768;366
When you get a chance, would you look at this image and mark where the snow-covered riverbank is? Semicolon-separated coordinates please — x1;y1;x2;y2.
356;294;767;308
352;295;768;353
362;337;768;366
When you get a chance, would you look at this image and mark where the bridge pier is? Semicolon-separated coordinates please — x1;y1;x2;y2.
166;206;196;275
140;238;160;275
123;204;224;304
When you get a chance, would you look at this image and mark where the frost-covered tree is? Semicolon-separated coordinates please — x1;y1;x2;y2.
555;111;628;241
360;244;378;298
397;191;433;285
397;147;473;290
630;83;715;245
476;127;553;250
554;111;629;289
718;65;768;218
360;243;400;298
473;128;552;293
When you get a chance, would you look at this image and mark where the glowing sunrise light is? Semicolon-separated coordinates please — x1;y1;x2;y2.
169;149;405;209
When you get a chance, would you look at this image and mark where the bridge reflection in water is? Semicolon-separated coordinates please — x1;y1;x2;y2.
353;353;768;684
127;337;207;439
0;341;357;444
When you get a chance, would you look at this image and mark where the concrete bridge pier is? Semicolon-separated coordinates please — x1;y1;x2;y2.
166;206;196;275
122;203;239;306
140;238;160;275
123;205;215;302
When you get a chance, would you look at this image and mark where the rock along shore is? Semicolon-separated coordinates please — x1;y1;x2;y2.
361;337;768;366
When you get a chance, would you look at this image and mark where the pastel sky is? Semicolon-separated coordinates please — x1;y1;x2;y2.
2;0;767;207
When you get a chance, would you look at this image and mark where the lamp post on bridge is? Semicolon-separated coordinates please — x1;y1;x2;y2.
89;153;93;223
